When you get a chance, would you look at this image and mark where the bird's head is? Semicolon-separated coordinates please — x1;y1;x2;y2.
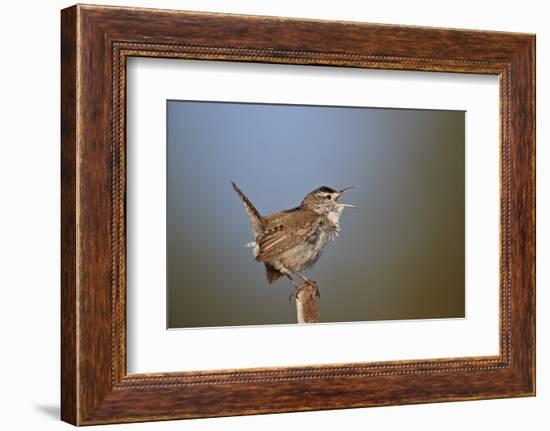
301;186;356;216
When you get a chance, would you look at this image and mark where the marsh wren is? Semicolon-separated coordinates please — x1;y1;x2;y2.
231;182;355;297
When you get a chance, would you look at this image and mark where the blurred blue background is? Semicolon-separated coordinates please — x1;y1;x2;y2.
167;100;465;328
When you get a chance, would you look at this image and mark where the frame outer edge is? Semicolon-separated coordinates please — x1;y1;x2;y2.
527;35;536;395
525;35;537;396
61;4;536;424
531;34;536;396
506;35;536;395
61;5;79;426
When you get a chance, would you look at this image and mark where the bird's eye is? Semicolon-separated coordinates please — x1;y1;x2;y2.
326;195;332;200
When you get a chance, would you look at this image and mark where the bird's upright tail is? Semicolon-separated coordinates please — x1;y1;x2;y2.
231;181;265;237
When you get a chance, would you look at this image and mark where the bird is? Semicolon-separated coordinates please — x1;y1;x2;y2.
231;181;355;298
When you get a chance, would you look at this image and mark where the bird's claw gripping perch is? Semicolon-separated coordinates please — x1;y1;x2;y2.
307;280;321;299
289;281;320;302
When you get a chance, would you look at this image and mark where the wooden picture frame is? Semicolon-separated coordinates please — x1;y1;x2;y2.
61;4;535;425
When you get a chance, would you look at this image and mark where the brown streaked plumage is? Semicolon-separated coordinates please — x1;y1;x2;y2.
231;181;355;295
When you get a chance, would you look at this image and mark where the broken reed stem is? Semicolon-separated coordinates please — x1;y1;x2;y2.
296;283;320;323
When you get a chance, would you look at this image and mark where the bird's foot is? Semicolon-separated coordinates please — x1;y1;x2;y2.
289;284;306;302
289;290;297;303
289;281;320;302
306;280;321;299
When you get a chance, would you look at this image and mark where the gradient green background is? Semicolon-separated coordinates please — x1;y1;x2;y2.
167;101;465;328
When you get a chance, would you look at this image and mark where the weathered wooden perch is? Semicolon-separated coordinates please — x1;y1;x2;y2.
295;283;320;323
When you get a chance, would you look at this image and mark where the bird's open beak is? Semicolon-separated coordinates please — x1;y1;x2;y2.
339;186;354;193
336;187;356;208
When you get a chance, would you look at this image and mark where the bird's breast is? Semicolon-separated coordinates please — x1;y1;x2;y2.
325;207;344;234
278;219;334;271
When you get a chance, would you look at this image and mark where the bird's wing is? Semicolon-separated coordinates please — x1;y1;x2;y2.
255;210;320;262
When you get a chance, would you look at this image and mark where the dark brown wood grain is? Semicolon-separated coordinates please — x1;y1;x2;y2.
60;5;78;425
61;4;535;425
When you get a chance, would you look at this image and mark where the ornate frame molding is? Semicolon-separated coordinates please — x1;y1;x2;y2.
61;5;535;425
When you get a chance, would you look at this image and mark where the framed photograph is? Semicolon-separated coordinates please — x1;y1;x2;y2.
61;4;535;425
